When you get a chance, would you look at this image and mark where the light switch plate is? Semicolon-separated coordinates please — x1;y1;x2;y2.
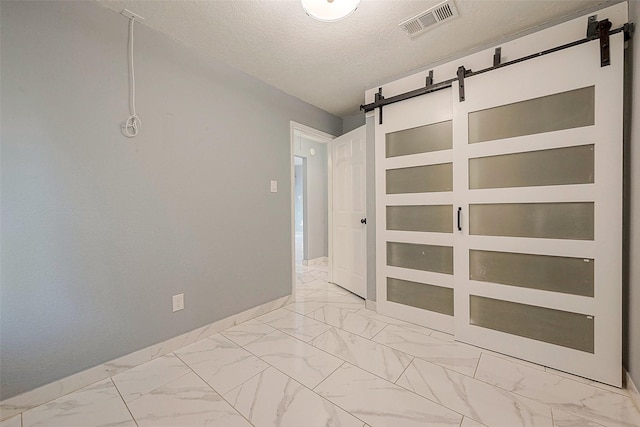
270;180;278;193
172;293;184;312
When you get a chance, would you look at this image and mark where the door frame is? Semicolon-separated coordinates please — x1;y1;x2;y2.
289;121;335;297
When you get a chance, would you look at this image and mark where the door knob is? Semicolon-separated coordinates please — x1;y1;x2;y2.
360;218;367;224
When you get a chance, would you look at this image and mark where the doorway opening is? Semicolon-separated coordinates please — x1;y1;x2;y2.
289;122;335;295
289;121;368;300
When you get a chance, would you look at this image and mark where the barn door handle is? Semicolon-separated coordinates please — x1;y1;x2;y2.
457;207;462;231
361;218;367;224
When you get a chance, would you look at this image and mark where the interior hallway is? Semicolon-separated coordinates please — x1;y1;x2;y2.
2;241;639;427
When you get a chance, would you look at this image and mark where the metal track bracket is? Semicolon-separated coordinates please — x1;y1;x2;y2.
598;19;612;67
375;88;384;124
587;16;612;67
493;47;502;67
426;70;434;87
586;15;599;37
624;22;635;41
457;66;467;102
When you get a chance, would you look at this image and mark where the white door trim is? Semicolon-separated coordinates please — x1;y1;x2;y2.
289;121;335;297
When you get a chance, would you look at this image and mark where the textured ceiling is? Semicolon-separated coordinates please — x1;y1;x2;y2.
97;0;611;117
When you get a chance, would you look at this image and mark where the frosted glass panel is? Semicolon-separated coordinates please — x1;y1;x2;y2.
387;278;453;315
386;163;453;194
386;242;453;274
470;296;594;353
469;202;594;240
386;205;453;233
469;250;594;297
386;121;452;158
469;145;594;189
468;86;595;143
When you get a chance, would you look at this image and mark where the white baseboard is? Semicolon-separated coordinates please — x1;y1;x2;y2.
302;256;328;266
0;294;293;422
627;370;640;411
365;299;377;311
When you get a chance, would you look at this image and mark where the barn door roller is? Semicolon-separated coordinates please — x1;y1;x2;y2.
587;15;612;67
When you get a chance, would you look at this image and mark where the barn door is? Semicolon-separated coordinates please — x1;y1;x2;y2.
452;33;624;386
376;89;456;333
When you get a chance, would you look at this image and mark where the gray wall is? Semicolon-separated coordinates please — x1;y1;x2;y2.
343;113;366;134
294;135;329;260
626;0;640;390
0;1;341;400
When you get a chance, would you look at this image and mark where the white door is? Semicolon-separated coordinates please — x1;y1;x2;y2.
453;33;624;386
375;90;456;332
332;126;367;298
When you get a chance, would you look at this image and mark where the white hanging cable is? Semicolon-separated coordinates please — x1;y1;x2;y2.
122;15;141;137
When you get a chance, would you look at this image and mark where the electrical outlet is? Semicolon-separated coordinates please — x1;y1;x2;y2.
172;293;184;312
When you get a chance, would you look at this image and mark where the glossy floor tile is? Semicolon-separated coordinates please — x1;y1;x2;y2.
475;353;640;427
552;408;608;427
225;367;364;427
545;366;629;396
357;308;429;329
315;363;463;427
126;372;250;427
373;324;482;377
244;330;343;389
22;379;135;427
174;334;269;395
283;301;327;315
111;353;191;402
300;290;365;306
397;357;552;427
311;327;413;382
10;259;640;427
462;418;489;427
221;319;276;347
0;416;21;427
311;305;387;339
255;308;331;342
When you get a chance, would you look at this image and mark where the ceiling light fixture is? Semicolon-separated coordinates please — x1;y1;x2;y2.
301;0;360;22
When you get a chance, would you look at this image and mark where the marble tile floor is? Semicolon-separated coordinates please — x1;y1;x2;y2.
4;262;640;427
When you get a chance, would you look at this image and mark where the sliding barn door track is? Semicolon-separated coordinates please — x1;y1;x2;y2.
361;17;634;124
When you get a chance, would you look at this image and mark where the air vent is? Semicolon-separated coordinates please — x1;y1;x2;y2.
399;0;459;38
